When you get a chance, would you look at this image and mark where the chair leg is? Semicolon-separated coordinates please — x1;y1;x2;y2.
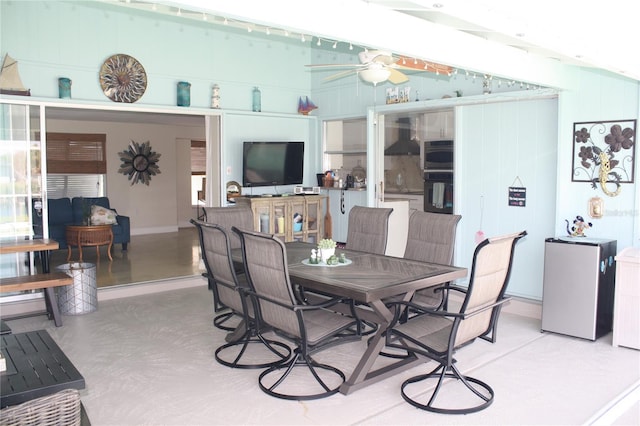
258;350;346;400
400;362;494;414
214;325;291;370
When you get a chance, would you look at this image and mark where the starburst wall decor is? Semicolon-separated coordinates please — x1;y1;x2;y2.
118;140;161;186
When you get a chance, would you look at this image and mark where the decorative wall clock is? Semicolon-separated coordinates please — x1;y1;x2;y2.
118;140;161;186
99;54;147;103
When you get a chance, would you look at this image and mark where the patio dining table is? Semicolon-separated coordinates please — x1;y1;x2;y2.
233;241;467;395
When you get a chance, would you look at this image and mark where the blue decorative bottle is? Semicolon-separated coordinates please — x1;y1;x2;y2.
252;86;261;112
58;77;71;99
177;81;191;107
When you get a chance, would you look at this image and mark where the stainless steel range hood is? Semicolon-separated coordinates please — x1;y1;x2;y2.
384;117;420;156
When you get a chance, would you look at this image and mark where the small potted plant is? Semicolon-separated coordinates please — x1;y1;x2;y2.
317;238;337;263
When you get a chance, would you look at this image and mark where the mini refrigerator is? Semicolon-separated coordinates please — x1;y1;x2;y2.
541;237;617;340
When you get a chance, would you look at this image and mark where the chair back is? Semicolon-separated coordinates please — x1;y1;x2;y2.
454;231;527;347
203;205;253;249
404;211;461;264
233;227;300;338
346;206;393;254
191;219;244;314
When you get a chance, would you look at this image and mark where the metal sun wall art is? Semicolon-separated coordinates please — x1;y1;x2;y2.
572;119;636;197
118;140;161;186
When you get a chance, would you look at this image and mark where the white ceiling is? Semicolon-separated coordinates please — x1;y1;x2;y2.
369;0;639;81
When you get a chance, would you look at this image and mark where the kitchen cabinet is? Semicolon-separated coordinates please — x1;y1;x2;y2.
323;118;367;184
236;195;325;244
325;189;367;243
424;110;454;140
383;193;424;212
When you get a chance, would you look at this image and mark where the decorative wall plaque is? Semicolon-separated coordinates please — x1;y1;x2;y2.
118;140;160;186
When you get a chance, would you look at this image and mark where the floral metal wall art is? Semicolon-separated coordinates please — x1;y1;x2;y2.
572;119;636;197
118;140;161;186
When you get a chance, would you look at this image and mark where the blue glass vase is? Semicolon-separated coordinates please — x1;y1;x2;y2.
58;77;71;99
252;86;261;112
177;81;191;107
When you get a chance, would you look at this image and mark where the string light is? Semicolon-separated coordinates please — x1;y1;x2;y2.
142;3;540;91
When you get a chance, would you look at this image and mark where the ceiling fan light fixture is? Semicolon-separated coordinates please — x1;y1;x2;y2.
359;68;391;85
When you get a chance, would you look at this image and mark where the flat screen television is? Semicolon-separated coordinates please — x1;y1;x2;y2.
242;141;305;187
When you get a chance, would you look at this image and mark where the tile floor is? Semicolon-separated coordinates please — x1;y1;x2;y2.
2;228;639;425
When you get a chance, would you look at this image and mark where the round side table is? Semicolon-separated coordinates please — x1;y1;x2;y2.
66;225;113;261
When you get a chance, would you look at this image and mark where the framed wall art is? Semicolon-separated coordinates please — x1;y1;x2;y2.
572;119;636;196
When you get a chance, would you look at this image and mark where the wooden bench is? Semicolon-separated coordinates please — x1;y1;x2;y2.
0;272;73;327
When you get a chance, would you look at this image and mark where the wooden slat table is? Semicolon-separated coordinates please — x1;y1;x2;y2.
0;330;85;408
0;239;71;327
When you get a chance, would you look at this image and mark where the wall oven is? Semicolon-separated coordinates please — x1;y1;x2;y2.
424;140;454;170
424;171;453;214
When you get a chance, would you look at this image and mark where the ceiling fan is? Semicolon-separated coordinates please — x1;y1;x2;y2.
306;50;453;85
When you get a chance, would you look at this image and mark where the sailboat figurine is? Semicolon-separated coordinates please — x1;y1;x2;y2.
297;96;318;115
0;54;30;96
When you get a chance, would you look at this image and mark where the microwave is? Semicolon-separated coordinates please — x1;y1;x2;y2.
424;140;453;171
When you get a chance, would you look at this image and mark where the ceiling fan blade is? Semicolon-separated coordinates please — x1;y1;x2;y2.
387;68;409;84
306;63;362;69
323;68;359;82
394;57;454;75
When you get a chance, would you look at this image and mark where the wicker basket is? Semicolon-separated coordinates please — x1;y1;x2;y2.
0;389;81;426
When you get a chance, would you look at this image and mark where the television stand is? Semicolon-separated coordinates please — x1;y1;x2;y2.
236;194;327;243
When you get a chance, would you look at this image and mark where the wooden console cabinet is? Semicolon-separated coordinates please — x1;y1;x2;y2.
236;195;326;243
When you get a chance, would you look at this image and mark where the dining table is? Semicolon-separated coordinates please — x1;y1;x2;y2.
232;241;467;395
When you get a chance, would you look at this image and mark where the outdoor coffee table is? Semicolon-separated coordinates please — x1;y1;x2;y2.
0;329;85;408
66;225;113;261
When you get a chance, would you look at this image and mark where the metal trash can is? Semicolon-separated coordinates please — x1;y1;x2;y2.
56;262;98;315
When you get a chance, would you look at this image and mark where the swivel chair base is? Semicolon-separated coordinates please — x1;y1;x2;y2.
401;363;494;414
215;332;291;369
258;352;345;400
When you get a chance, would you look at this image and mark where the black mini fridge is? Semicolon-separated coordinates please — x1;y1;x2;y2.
541;237;617;340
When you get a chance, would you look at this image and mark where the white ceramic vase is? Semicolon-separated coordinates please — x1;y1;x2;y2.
319;248;335;263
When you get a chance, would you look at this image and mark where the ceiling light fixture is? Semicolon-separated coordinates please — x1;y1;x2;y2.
359;68;391;86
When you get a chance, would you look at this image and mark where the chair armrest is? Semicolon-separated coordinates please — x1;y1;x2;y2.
461;297;512;319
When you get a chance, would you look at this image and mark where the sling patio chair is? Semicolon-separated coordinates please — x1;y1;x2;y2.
234;226;359;400
197;205;254;331
345;205;393;255
191;219;291;369
385;231;527;414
